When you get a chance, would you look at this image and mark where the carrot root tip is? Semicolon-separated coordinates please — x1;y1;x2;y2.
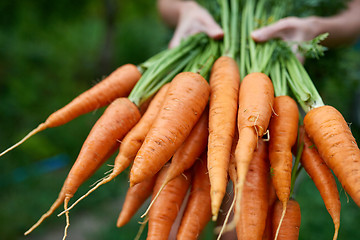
274;204;287;240
58;175;114;217
0;123;47;157
62;198;70;240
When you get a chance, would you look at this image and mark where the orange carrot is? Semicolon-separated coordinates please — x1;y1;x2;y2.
272;199;301;240
130;72;210;187
268;95;299;239
299;126;341;240
267;177;278;211
152;106;209;200
24;97;141;235
165;106;208;183
147;165;191;240
234;72;274;226
262;206;273;240
216;130;238;239
176;153;212;240
262;181;277;240
111;83;169;179
228;129;239;185
208;56;240;220
62;83;170;214
116;174;157;228
1;64;140;157
141;106;209;218
304;105;360;207
236;140;270;240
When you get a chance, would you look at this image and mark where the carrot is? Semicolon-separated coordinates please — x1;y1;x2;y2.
262;207;273;240
236;140;270;240
61;83;170;215
176;153;212;240
1;64;140;157
216;130;237;239
262;181;277;240
24;97;141;235
304;105;360;207
272;199;301;240
142;106;209;217
116;174;157;228
164;106;208;184
147;165;191;240
267;177;278;212
208;55;240;221
130;72;210;187
268;95;299;240
228;129;239;185
299;126;341;240
234;72;274;226
53;34;209;220
112;83;169;177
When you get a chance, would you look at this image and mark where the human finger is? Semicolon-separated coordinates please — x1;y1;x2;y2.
251;17;298;42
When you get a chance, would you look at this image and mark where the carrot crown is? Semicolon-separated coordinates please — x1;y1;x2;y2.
239;0;326;111
285;53;324;112
128;33;208;107
183;38;220;79
239;0;284;77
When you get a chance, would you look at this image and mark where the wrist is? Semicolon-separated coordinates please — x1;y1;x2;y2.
309;15;360;47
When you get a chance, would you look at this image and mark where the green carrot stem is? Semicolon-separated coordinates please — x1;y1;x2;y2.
221;0;231;57
285;53;324;113
143;48;202;105
137;48;168;73
198;40;220;78
229;0;239;58
247;1;258;73
270;61;282;97
128;33;207;106
239;0;248;78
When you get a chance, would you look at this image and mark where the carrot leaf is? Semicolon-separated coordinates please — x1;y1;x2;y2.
297;33;329;59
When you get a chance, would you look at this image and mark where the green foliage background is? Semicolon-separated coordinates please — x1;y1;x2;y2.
0;0;359;240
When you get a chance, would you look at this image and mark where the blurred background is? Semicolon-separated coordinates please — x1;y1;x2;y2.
0;0;359;239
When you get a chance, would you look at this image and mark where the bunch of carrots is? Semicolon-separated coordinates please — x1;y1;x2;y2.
2;0;360;239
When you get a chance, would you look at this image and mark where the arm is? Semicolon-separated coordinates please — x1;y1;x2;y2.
251;0;360;48
158;0;223;48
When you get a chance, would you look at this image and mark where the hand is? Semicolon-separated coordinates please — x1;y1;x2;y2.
169;1;224;48
251;17;320;43
251;17;321;63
